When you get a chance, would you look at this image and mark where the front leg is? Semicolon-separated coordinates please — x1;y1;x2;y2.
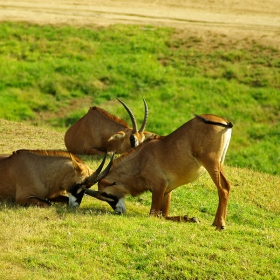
149;186;199;224
85;146;107;155
161;191;199;223
48;195;69;204
160;191;172;217
165;215;199;223
149;188;165;217
17;196;51;207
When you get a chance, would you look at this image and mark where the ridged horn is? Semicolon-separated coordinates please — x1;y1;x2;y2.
84;152;115;187
139;97;148;133
116;98;138;133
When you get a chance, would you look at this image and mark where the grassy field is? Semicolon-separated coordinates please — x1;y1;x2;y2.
0;21;279;279
0;22;279;174
0;120;279;279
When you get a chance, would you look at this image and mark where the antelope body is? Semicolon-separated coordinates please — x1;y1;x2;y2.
0;149;112;207
84;114;233;230
64;98;155;155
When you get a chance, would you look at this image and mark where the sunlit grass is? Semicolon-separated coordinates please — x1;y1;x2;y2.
0;165;279;280
0;120;279;279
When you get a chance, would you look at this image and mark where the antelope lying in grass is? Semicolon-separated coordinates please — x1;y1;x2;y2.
0;149;113;207
64;98;155;155
81;114;233;230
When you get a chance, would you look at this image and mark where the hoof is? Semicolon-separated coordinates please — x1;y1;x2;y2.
215;225;225;231
183;215;200;223
212;222;225;230
191;217;200;223
183;215;189;222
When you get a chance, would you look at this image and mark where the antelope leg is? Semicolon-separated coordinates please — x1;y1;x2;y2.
48;195;69;204
17;196;51;207
165;216;199;223
85;146;107;155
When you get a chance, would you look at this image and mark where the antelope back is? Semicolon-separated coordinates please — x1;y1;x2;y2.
64;106;129;154
0;150;91;203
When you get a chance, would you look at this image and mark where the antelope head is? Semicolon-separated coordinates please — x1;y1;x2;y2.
106;98;154;153
84;177;128;214
68;152;115;207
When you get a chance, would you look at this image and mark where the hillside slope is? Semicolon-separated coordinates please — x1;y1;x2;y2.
0;119;279;279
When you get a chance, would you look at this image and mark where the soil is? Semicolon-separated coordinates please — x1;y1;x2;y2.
0;0;280;47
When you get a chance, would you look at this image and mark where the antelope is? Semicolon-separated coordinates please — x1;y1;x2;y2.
0;149;113;207
64;98;155;155
81;114;233;230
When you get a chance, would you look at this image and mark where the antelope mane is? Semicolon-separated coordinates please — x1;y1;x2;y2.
12;149;85;163
92;106;129;128
111;139;151;169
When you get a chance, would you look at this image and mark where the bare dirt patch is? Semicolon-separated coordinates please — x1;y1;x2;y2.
0;0;280;47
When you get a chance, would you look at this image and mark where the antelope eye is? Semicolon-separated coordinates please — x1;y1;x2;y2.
130;135;136;147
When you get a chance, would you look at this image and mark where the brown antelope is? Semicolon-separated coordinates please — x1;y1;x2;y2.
81;114;233;230
64;98;155;155
0;149;113;207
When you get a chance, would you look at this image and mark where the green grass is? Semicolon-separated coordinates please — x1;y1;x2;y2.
0;22;279;174
0;21;279;279
0;119;279;279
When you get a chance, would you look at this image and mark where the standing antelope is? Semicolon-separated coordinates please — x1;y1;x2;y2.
81;114;233;230
64;98;155;155
0;149;113;207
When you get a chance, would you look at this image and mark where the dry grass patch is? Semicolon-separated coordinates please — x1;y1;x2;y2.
0;118;65;153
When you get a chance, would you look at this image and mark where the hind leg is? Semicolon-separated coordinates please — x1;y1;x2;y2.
204;163;230;230
212;170;230;229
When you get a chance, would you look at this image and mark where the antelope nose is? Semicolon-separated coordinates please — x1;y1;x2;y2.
114;198;126;214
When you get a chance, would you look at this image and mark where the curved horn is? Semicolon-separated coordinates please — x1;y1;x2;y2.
81;186;99;198
84;151;108;185
116;98;137;133
139;97;148;133
84;152;115;187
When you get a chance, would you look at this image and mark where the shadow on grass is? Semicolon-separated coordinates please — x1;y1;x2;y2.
0;199;114;216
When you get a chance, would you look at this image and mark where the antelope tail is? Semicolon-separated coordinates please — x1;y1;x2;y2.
195;114;233;128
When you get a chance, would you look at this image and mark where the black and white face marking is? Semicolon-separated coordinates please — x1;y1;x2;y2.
130;134;139;148
100;192;126;214
115;197;126;214
68;183;86;207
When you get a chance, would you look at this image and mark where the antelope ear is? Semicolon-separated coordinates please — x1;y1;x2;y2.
70;154;83;172
143;131;157;139
99;179;116;188
108;131;125;141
